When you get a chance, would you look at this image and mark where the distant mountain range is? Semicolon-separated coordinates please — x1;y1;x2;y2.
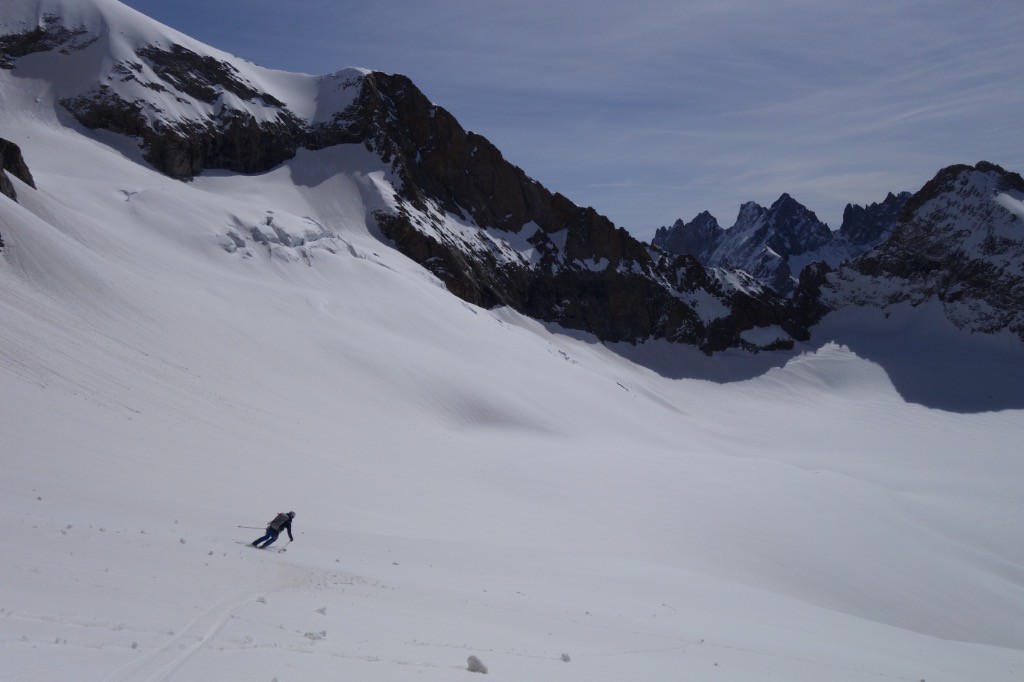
2;0;1023;350
652;191;911;296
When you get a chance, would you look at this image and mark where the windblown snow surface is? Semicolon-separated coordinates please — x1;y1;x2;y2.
3;7;1024;681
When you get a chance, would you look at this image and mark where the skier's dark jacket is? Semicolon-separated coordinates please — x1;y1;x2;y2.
268;512;294;541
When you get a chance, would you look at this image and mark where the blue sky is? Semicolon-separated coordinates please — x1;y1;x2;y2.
121;0;1024;240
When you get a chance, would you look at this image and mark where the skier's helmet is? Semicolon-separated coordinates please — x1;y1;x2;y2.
288;511;296;518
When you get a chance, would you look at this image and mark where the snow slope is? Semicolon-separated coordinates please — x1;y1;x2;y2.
2;3;1024;681
0;0;365;128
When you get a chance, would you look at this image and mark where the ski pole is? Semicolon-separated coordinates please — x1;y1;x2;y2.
279;540;292;552
237;525;264;530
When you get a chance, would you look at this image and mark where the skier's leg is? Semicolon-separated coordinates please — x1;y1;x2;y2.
251;531;271;547
259;529;279;548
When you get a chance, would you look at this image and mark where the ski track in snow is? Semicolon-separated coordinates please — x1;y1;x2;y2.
101;564;290;682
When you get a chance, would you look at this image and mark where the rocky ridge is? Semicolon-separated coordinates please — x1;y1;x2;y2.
355;73;804;350
819;162;1024;340
654;194;834;296
0;3;808;353
654;192;911;296
838;191;912;247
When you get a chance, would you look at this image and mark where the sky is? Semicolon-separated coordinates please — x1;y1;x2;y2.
118;0;1024;240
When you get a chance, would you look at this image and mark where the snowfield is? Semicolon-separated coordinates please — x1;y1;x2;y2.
3;3;1024;680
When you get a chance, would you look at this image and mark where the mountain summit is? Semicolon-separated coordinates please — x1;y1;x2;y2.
654;194;833;295
818;161;1024;339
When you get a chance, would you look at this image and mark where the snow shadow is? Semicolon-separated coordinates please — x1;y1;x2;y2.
285;146;389;189
807;311;1024;414
604;306;1024;414
608;339;797;383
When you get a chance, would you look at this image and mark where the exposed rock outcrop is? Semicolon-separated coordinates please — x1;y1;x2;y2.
819;162;1024;339
838;191;911;246
0;137;37;249
58;42;311;178
0;12;96;68
354;73;806;350
0;136;36;202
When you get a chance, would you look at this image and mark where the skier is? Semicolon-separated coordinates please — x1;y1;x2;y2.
251;511;295;549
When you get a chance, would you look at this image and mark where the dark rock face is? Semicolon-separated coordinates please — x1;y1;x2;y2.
756;193;833;258
58;42;310;179
354;73;806;351
345;72;560;235
838;191;911;246
0;170;13;205
109;44;309;177
144;109;306;179
821;162;1024;340
0;137;36;248
52;45;403;181
789;261;834;329
0;13;97;69
0;137;36;202
135;45;285;108
652;211;722;263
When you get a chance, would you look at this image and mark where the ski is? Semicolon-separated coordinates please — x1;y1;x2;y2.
236;541;287;553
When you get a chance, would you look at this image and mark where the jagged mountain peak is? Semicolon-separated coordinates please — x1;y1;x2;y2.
653;187;916;297
733;200;767;227
723;193;829;246
900;161;1024;251
766;192;827;230
898;160;1024;224
690;210;719;227
823;161;1024;340
838;190;911;246
696;193;832;296
651;210;723;262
